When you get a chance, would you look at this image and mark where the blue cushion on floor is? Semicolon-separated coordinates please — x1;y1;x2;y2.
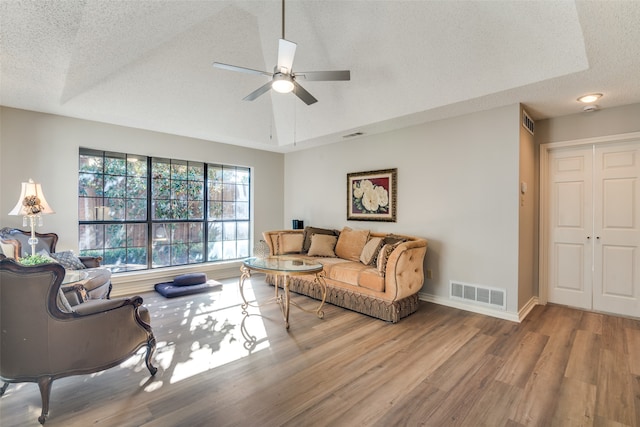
173;273;207;286
154;280;221;298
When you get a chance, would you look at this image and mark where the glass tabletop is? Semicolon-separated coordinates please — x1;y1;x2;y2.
243;257;323;274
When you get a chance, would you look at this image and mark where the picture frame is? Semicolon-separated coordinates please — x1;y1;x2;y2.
347;168;397;222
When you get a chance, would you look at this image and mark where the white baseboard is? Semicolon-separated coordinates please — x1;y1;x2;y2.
109;261;242;297
419;292;539;323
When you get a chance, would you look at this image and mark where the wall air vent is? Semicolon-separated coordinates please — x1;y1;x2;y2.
342;132;364;138
522;110;535;135
450;281;506;310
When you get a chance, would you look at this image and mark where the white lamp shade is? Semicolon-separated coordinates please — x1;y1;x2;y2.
8;179;55;216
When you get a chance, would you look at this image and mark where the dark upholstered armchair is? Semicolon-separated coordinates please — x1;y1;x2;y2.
0;227;102;268
0;259;157;424
0;227;111;303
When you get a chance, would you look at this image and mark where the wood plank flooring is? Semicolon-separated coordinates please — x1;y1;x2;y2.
1;274;639;426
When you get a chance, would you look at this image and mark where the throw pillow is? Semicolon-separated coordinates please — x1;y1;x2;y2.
335;227;370;262
301;226;337;253
377;242;403;275
384;234;407;245
276;233;304;255
50;251;86;270
359;237;384;265
307;234;338;257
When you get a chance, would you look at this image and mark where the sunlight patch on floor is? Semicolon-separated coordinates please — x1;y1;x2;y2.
139;277;271;387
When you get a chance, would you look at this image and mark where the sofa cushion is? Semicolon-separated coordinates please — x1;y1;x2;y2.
326;261;385;292
307;234;338;257
359;236;384;265
358;267;385;292
335;227;370;262
302;226;337;253
50;251;86;270
276;232;304;255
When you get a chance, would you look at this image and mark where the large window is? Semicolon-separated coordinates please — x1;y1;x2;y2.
78;149;251;272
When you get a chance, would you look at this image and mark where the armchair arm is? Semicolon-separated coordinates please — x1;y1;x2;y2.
79;256;103;268
0;238;20;259
62;283;88;306
71;296;141;316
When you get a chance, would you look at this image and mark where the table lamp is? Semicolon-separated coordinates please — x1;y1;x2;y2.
8;179;55;256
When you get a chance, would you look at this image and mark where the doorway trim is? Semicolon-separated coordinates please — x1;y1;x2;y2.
538;131;640;306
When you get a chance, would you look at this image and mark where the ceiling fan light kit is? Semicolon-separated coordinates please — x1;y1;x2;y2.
272;73;294;93
212;0;350;105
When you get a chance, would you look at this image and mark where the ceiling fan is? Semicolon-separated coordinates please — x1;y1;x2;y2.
212;0;350;105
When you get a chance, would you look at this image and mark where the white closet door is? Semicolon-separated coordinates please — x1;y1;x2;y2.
547;147;593;309
593;142;640;317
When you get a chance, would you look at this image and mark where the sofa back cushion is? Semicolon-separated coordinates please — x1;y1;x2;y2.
335;227;370;262
307;234;338;257
275;233;304;255
302;226;337;253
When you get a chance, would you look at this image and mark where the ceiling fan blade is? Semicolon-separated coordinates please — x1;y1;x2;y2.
296;70;351;81
243;81;273;101
292;81;318;105
277;39;297;72
213;62;272;77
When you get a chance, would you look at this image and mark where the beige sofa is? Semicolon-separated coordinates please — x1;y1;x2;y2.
262;227;427;322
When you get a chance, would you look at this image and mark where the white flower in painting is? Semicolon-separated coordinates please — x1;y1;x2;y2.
362;188;380;211
353;182;364;198
360;180;374;192
376;186;389;207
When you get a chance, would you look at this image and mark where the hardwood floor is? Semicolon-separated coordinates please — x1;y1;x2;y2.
2;274;639;426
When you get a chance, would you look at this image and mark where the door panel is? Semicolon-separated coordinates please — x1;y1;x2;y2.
547;147;593;309
593;143;640;317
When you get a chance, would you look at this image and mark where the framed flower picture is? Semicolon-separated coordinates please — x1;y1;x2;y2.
347;168;397;222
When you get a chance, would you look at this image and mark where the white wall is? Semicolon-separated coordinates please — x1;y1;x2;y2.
0;107;284;284
285;104;522;314
536;102;640;144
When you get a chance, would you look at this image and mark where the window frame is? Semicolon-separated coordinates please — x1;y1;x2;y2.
78;148;251;272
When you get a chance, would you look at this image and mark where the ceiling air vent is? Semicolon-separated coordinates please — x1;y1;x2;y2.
450;280;506;311
343;132;364;139
522;110;535;135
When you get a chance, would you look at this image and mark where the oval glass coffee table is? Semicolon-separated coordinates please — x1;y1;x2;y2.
239;256;327;329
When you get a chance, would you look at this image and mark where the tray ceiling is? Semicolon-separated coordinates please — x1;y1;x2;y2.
1;1;639;152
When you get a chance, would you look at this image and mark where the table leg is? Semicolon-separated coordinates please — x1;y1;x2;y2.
283;274;290;329
314;272;328;319
239;265;252;312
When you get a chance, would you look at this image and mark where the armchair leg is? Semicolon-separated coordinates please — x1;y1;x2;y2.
145;335;158;376
37;376;53;424
0;382;9;396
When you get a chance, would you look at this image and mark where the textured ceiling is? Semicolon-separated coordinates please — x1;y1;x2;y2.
1;1;640;153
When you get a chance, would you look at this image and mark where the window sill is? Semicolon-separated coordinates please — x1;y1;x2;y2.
109;260;243;297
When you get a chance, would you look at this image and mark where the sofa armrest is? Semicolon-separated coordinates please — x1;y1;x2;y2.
80;256;102;268
384;239;428;301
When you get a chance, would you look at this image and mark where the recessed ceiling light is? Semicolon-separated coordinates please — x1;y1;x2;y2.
577;93;603;103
